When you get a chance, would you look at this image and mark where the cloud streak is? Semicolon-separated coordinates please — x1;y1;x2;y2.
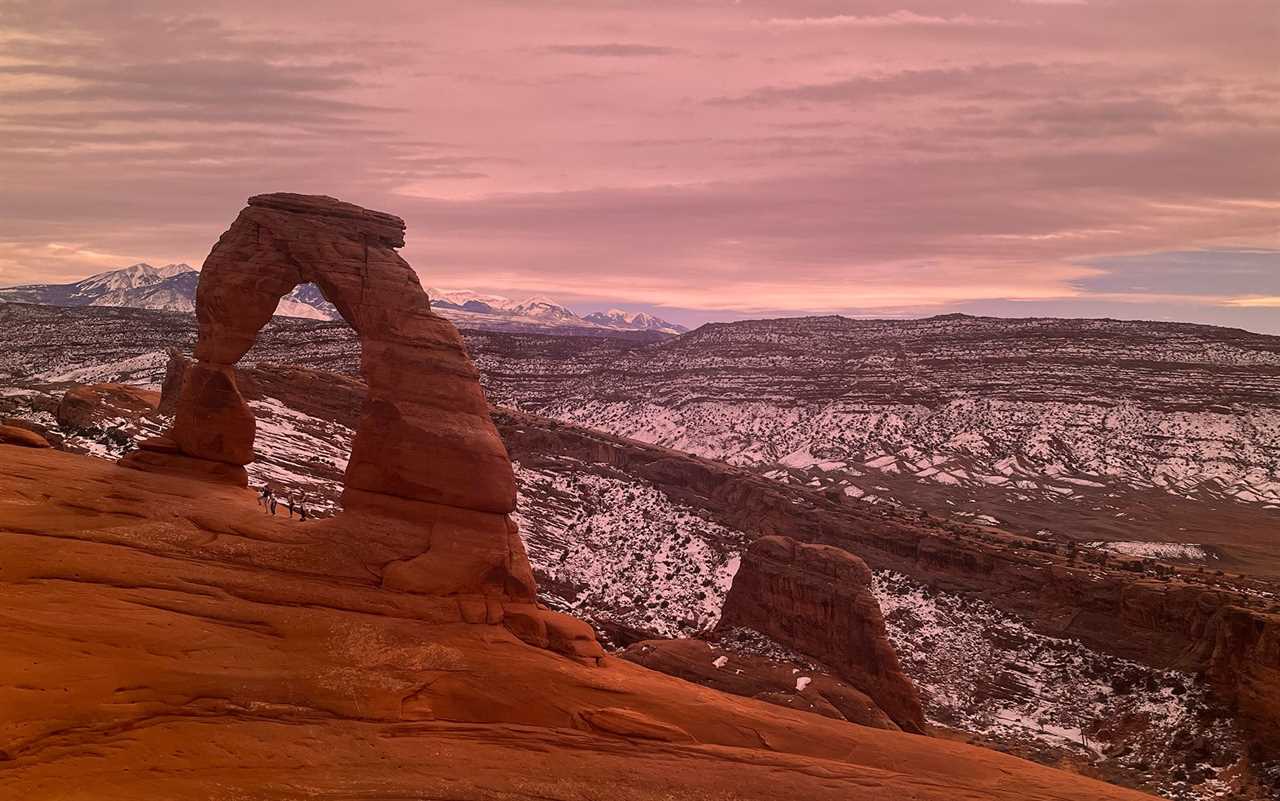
760;11;1018;28
546;43;681;57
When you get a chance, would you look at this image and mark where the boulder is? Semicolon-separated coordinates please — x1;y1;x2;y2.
1;417;61;446
56;383;160;431
717;535;926;733
0;423;50;448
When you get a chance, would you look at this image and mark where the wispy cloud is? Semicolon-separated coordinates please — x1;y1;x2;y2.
1224;296;1280;307
546;44;680;57
760;10;1019;28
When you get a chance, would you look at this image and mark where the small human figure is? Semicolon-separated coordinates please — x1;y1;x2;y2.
258;485;270;509
261;485;273;514
298;503;308;521
285;494;294;519
269;493;278;516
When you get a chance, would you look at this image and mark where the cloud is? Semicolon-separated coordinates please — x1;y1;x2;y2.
546;44;680;57
760;11;1018;28
1223;296;1280;308
709;62;1056;107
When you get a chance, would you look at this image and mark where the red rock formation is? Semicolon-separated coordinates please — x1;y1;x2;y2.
157;346;189;415
1205;604;1280;757
120;193;596;659
0;423;50;448
56;383;160;431
718;535;926;733
147;192;513;515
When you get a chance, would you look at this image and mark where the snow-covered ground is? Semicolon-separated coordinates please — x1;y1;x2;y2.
245;396;353;512
1087;541;1216;561
873;570;1246;800
544;397;1280;509
513;462;746;638
33;349;171;387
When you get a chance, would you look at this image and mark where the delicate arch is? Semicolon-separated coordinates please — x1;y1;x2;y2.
165;193;514;514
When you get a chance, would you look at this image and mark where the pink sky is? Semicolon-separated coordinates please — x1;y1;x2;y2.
1;0;1277;330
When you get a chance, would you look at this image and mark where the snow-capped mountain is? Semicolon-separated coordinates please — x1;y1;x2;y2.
1;264;688;336
0;263;199;311
510;296;581;324
425;288;688;335
584;308;685;334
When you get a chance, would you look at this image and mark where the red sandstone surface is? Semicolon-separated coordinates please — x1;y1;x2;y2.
0;444;1159;801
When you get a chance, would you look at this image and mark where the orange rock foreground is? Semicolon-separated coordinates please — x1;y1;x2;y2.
0;445;1157;800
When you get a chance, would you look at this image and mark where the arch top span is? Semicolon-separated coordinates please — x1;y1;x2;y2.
247;192;407;247
135;192;516;516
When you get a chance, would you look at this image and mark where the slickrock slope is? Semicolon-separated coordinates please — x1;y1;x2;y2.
0;445;1160;801
717;535;926;733
0;423;49;447
622;636;903;731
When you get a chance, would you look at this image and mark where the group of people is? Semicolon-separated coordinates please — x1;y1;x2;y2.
257;485;310;520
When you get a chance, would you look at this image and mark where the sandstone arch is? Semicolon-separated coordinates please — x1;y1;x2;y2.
121;193;601;659
164;192;514;514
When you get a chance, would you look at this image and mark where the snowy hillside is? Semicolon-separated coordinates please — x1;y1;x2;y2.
467;315;1280;552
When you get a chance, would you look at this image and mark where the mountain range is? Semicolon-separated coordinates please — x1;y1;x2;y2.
0;263;689;337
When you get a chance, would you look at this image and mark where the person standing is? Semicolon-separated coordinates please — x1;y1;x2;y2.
285;494;294;519
269;493;278;516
